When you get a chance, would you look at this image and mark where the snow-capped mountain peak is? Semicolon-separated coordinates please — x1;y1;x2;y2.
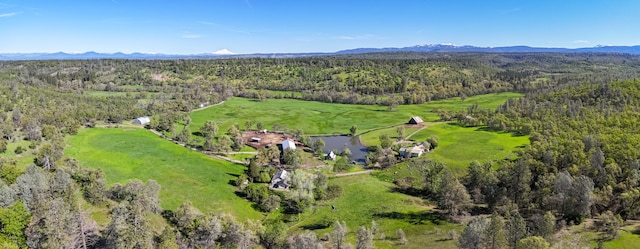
213;49;235;55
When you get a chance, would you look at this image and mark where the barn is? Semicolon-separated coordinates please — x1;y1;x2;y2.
282;138;296;151
408;116;424;124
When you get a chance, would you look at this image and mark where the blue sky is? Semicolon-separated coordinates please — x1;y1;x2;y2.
0;0;638;54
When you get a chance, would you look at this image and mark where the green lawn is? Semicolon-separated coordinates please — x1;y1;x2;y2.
189;92;523;136
65;127;263;220
290;174;461;249
409;122;529;170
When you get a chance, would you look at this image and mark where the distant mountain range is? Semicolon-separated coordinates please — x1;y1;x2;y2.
2;44;640;60
335;44;640;54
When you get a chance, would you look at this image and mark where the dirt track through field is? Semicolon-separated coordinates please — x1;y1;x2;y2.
329;169;374;178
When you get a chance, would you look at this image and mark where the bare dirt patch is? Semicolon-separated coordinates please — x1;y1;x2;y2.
151;73;168;81
243;130;291;149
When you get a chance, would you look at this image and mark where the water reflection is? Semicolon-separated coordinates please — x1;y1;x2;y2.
311;135;368;164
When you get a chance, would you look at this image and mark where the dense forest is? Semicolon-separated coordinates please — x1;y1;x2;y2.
1;52;640;248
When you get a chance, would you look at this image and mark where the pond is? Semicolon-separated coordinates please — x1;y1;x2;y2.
311;135;369;164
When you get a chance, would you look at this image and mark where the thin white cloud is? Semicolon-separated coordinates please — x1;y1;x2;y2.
572;40;590;44
0;11;20;17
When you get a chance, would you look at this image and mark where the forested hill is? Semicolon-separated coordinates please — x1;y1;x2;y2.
2;53;640;108
443;78;640;214
492;80;640;219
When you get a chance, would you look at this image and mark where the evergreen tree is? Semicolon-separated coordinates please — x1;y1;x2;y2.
506;211;528;249
485;212;508;249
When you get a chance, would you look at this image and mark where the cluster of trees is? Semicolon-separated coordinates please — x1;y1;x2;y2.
238;162;342;215
458;212;554;249
0;160;160;248
5;53;640;109
389;79;640;247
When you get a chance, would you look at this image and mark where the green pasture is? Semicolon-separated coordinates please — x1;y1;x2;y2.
84;91;130;97
599;230;640;249
291;174;460;249
359;125;422;146
409;122;529;170
558;220;640;249
2;139;34;169
585;222;640;249
189;92;522;136
65;127;263;220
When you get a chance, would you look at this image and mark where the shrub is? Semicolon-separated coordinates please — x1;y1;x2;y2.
325;185;343;200
14;146;23;154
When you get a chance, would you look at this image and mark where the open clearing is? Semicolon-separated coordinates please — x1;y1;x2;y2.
188;92;523;136
290;174;460;249
409;122;529;170
66;127;263;220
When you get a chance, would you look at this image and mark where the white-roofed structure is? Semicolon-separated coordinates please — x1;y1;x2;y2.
133;116;151;125
408;116;424;124
282;138;296;151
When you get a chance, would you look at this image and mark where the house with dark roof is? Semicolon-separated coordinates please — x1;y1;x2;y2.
270;169;290;190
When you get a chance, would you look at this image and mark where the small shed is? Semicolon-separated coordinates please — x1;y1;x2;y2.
408;116;424;125
326;151;337;160
133;116;151;125
399;147;408;157
282;138;296;151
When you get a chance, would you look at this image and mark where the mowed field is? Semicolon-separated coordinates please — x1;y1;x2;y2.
409;122;529;170
189;92;523;136
66;128;263;220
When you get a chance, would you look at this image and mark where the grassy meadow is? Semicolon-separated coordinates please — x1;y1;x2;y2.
358;125;422;146
409;122;529;170
290;174;460;249
66;127;263;220
188;92;523;136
